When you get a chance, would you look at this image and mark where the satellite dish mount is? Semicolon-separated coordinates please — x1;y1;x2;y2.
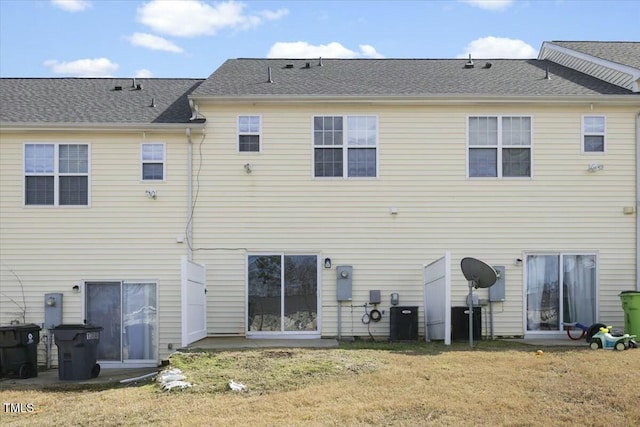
460;257;499;347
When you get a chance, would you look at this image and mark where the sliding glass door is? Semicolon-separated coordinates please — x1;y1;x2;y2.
526;254;597;332
247;254;319;336
85;281;157;364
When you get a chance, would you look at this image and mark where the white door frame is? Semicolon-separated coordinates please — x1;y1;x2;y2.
246;253;321;339
83;280;159;368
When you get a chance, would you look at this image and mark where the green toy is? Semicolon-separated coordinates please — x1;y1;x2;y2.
589;326;637;350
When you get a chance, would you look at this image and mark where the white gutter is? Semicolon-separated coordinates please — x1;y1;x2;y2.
189;94;640;107
0;122;205;133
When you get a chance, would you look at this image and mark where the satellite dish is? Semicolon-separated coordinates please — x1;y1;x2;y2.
461;257;498;288
460;257;498;347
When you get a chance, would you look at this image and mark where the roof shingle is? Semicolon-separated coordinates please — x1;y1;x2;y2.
192;58;636;98
0;78;204;124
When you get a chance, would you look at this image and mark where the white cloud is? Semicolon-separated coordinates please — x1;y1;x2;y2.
43;58;118;77
259;8;289;21
457;37;538;59
460;0;513;10
135;69;154;78
51;0;91;12
137;0;289;37
359;44;384;59
128;33;183;53
267;42;384;59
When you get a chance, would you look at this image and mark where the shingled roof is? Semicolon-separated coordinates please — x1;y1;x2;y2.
192;58;637;98
0;78;204;125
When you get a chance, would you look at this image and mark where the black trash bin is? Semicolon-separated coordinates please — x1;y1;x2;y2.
53;324;103;381
0;324;41;379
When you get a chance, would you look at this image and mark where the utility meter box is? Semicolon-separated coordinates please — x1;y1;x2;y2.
44;293;63;329
369;290;381;305
336;266;352;301
489;266;506;302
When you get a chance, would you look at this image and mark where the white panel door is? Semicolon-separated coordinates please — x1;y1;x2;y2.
181;256;207;347
423;251;451;345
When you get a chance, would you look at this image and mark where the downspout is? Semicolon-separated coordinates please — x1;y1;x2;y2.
636;113;639;290
186;127;193;261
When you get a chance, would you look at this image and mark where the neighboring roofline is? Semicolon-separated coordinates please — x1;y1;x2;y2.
189;94;640;106
540;41;640;91
0;122;206;133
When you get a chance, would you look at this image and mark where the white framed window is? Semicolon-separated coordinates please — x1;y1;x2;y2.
468;116;532;178
238;115;261;152
582;116;605;153
24;143;90;206
313;115;378;178
525;253;598;333
141;143;165;181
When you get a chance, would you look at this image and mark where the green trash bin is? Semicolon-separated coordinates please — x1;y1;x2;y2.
619;291;640;336
0;324;41;379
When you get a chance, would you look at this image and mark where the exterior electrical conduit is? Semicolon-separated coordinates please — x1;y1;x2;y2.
187;127;193;261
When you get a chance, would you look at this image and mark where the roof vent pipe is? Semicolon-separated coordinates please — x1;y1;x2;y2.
545;66;551;80
318;57;323;67
267;66;273;83
150;97;156;108
132;78;136;88
464;54;474;69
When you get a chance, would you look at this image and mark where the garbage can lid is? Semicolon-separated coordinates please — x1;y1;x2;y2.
0;323;42;331
619;291;640;295
53;324;103;330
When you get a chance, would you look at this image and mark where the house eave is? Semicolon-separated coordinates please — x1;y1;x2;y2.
189;94;640;107
539;42;640;93
0;122;206;134
540;42;640;79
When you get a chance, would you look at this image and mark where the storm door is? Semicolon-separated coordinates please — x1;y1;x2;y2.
247;255;319;337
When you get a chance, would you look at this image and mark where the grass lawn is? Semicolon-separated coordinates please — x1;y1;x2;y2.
1;340;638;426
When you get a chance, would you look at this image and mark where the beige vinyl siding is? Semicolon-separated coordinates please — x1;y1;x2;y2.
0;131;190;361
193;103;636;338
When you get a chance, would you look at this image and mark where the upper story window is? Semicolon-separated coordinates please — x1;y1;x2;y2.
24;143;89;206
582;116;605;153
468;116;531;178
141;143;165;180
313;115;377;178
238;115;261;152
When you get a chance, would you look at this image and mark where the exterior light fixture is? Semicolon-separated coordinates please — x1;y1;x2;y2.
587;163;604;173
324;258;331;268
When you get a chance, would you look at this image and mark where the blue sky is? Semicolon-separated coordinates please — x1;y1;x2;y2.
0;0;638;78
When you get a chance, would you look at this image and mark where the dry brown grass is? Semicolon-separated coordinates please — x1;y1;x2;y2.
1;341;639;426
